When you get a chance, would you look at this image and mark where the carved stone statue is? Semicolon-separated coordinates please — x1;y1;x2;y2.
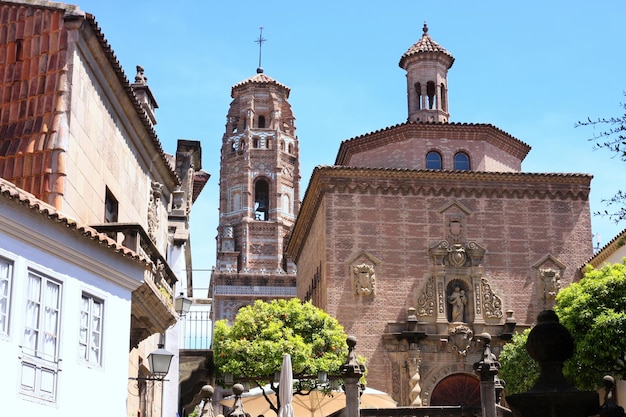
448;286;467;322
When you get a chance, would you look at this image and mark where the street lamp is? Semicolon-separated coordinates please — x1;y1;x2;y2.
130;344;174;381
174;292;192;316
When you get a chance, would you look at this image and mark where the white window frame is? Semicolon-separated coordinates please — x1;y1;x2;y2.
0;256;13;336
19;269;62;402
79;292;104;366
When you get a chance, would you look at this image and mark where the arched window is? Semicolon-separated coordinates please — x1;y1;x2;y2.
415;82;422;110
426;151;442;170
258;115;266;128
254;180;270;221
280;141;285;151
253;137;260;148
288;143;293;154
266;138;272;149
426;81;436;110
454;152;470;171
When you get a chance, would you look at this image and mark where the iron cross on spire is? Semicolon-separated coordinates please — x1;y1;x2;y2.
255;27;266;73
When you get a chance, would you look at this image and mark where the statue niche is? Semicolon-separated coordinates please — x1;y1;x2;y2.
447;280;470;323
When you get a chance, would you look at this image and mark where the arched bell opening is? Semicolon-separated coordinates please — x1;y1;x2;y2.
253;179;270;221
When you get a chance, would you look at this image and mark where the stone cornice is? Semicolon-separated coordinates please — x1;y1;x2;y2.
334;122;531;165
286;166;592;263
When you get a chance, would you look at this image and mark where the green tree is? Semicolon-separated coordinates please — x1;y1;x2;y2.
499;260;626;394
213;298;348;412
555;261;626;389
576;96;626;222
498;329;539;395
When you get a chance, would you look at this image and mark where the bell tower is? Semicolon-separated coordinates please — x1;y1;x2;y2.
399;23;454;123
210;59;300;322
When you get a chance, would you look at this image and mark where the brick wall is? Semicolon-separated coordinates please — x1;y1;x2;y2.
292;166;592;395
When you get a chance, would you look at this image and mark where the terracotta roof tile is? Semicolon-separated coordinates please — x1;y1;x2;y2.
0;1;180;209
334;121;531;165
0;176;149;266
0;3;67;206
231;70;291;98
399;23;454;69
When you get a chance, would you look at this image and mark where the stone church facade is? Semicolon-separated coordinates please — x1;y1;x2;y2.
285;24;593;406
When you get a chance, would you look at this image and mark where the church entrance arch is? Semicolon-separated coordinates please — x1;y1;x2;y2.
430;373;480;407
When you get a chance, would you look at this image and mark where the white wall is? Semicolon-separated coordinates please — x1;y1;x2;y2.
0;199;144;416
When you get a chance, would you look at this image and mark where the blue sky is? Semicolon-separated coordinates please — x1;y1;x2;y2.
75;0;626;289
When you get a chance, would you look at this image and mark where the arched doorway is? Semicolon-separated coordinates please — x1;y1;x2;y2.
430;373;480;407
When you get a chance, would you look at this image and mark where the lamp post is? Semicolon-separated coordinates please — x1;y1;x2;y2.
130;344;175;381
174;292;192;316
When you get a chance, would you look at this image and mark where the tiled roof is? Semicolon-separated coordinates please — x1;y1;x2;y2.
0;1;179;209
0;3;71;208
231;69;291;98
0;176;148;265
399;23;454;69
334;121;532;165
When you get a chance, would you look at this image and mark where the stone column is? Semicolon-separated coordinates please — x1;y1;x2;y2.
473;333;500;417
199;385;216;417
340;336;365;417
226;384;251;417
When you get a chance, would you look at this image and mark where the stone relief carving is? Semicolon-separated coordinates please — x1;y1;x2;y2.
447;215;463;243
448;244;467;267
416;276;436;317
481;277;503;319
353;263;375;296
540;268;561;300
447;324;474;357
429;240;485;268
148;181;162;242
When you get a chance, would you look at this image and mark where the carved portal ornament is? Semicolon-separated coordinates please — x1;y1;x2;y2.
480;277;503;319
148;181;163;243
429;240;485;268
416;276;436;318
541;268;561;300
448;244;467;267
448;324;474;357
353;263;375;296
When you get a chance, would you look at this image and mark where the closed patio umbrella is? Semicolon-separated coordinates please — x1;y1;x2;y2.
278;354;294;417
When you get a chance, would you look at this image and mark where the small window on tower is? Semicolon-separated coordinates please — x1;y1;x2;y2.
427;81;436;109
426;151;442;170
415;82;422;110
254;180;270;221
253;137;260;148
258;115;266;128
454;152;470;171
